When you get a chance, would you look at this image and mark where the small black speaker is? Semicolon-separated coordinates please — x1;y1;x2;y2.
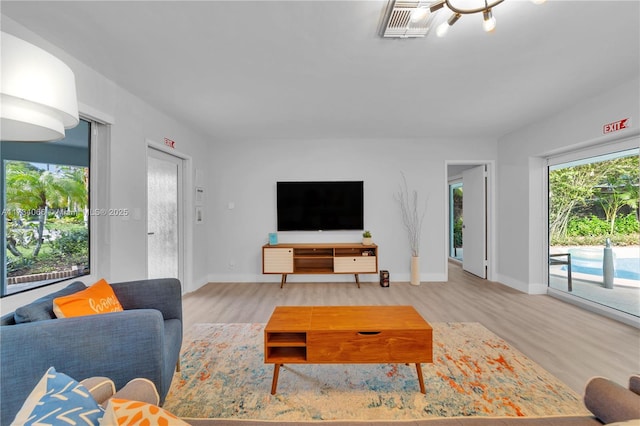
380;270;390;287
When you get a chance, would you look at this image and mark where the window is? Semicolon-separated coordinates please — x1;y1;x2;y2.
548;144;639;317
1;119;91;296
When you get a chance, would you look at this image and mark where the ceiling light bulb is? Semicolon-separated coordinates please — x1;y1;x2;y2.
531;0;546;4
410;7;429;22
436;21;450;37
436;13;460;37
482;9;496;32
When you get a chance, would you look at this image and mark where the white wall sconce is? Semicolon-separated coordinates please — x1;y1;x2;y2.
1;32;79;142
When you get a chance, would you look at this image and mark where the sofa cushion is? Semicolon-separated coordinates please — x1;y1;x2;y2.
584;377;640;424
629;375;640;396
53;278;124;318
102;398;189;426
80;376;116;406
112;378;160;406
14;281;86;323
11;367;104;426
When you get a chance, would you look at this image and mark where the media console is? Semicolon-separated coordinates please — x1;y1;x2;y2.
262;242;378;288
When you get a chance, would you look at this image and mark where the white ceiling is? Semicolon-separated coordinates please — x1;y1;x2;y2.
2;1;639;142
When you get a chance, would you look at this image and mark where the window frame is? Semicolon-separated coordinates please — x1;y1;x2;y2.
1;117;109;297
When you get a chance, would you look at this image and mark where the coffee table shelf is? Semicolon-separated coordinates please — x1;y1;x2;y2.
266;347;307;362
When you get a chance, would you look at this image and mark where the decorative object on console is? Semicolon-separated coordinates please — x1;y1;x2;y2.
269;233;278;245
395;172;427;285
1;32;79;142
362;230;372;245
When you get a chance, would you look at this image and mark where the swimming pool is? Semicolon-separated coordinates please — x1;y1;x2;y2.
566;247;640;281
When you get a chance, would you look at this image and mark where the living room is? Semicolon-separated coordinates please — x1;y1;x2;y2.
1;1;639;424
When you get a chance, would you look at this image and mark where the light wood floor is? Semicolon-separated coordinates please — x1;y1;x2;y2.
181;262;640;394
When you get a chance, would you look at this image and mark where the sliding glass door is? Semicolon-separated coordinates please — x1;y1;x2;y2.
548;146;639;317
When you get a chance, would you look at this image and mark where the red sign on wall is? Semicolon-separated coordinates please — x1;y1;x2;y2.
164;137;176;148
603;118;629;134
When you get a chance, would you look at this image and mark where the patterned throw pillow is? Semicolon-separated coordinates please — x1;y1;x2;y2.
102;398;190;426
53;278;124;318
11;367;104;426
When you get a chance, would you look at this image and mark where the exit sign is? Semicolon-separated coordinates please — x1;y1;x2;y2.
603;118;629;134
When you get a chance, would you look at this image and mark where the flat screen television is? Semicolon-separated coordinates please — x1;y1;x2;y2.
277;181;364;231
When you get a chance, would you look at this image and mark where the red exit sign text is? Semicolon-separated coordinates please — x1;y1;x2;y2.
603;118;629;134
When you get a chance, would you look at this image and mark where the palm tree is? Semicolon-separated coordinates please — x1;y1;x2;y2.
5;162;86;258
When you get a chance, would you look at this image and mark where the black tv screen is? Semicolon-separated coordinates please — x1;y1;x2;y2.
277;181;364;231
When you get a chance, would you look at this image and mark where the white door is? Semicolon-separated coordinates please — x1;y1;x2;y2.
147;148;183;280
462;165;486;278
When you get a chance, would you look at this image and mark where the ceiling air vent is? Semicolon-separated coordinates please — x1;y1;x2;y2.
380;0;438;38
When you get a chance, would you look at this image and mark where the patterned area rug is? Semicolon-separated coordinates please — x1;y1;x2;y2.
163;322;589;421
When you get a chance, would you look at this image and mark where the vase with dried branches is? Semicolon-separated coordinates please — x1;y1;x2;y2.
395;173;427;285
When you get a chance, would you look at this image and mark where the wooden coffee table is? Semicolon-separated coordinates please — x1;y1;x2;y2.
264;305;433;394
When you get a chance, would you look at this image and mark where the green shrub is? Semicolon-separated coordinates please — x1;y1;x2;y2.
453;218;463;248
551;233;639;246
566;213;639;237
567;215;609;236
615;213;640;234
50;227;88;257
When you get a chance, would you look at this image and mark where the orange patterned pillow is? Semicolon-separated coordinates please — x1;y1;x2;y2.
53;279;124;318
102;398;189;426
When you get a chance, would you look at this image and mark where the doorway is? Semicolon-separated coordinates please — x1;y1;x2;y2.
147;147;184;281
446;161;493;281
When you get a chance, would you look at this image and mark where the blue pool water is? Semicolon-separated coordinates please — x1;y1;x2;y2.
565;249;640;280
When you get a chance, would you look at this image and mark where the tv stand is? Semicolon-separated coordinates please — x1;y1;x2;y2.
262;243;378;288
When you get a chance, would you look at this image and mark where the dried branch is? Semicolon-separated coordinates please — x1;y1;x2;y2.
395;173;427;257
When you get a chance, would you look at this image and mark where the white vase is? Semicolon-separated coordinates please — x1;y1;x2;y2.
410;256;420;286
362;237;372;245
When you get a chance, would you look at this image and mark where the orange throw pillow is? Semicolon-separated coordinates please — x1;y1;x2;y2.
53;279;124;318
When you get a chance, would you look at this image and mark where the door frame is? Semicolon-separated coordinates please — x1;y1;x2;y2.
444;160;496;282
145;140;193;292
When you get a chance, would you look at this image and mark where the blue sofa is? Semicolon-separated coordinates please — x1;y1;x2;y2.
0;278;183;425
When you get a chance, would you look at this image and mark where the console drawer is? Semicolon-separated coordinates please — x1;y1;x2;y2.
333;256;377;273
307;330;432;363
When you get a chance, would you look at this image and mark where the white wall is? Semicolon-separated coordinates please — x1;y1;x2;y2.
4;15;636;313
0;18;497;314
1;19;212;313
205;137;497;284
496;76;640;294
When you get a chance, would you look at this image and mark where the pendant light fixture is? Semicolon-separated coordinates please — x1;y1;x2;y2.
435;0;504;37
1;32;79;142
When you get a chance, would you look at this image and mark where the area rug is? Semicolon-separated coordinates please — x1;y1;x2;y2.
163;322;590;421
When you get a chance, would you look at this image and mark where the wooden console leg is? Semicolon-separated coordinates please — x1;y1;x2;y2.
354;274;360;288
280;274;287;288
271;363;281;395
415;363;425;394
